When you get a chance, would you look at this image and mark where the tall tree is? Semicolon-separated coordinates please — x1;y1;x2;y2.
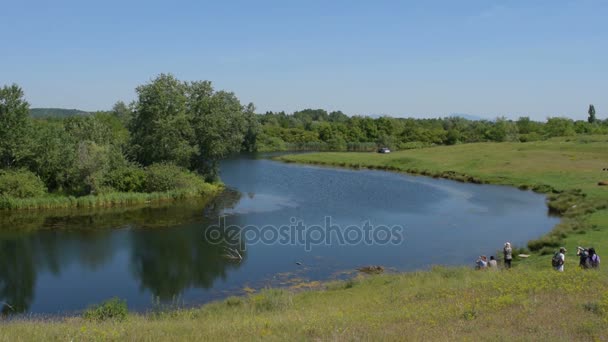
187;81;247;180
129;74;195;168
588;104;596;123
0;84;32;168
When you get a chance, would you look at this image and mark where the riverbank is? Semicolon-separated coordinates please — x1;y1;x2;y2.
0;183;223;211
1;267;607;340
278;136;608;267
2;137;608;340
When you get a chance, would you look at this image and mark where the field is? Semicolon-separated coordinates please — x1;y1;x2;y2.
2;136;608;341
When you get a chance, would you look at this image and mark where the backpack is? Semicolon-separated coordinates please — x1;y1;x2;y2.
552;252;563;267
590;254;600;268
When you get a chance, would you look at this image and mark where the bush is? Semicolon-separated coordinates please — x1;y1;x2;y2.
0;169;47;198
83;297;128;321
144;163;207;193
104;163;146;192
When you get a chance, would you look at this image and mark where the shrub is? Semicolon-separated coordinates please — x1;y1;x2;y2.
0;169;47;198
83;297;128;321
144;163;206;193
104;163;146;192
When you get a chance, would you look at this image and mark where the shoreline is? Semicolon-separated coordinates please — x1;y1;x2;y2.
0;183;224;211
275;144;608;257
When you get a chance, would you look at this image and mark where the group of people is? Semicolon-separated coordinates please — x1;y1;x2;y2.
475;242;513;270
551;246;602;272
475;242;601;272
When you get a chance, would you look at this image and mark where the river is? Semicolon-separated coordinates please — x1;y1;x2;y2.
0;154;559;315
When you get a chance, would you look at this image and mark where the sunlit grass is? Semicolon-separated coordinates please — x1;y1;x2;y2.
3;136;608;340
1;268;607;341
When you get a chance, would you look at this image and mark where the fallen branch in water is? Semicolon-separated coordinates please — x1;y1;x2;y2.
223;247;243;262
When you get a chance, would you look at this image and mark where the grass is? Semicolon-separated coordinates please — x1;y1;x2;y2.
0;183;223;210
2;136;608;340
278;135;608;256
1;268;607;341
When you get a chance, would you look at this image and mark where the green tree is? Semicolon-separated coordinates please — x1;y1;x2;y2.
0;84;33;168
545;117;576;137
588;104;596;124
187;81;247;180
129;74;195;168
241;103;260;152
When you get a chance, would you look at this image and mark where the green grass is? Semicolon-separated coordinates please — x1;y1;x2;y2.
278;135;608;256
2;136;608;340
0;183;223;210
1;268;607;341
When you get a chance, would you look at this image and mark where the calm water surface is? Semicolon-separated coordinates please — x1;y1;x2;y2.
0;155;559;315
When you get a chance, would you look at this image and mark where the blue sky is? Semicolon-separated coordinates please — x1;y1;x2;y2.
1;0;606;120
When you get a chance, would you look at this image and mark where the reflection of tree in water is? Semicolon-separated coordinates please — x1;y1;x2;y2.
129;229;245;301
0;188;244;314
0;235;36;315
130;189;245;301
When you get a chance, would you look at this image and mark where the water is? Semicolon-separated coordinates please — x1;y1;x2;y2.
0;155;559;315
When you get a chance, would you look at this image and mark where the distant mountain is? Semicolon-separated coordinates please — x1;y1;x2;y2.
30;108;90;118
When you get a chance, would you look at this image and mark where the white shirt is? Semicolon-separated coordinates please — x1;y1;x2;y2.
556;253;565;272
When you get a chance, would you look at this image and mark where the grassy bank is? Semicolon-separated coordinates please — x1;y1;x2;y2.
278;136;608;260
2;137;608;340
1;267;607;341
0;183;223;210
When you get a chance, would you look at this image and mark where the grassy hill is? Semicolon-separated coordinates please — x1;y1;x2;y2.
29;108;90;118
2;136;608;341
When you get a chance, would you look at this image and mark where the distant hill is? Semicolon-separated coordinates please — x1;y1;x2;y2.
30;108;90;118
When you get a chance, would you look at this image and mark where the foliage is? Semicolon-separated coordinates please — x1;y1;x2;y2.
144;163;206;193
257;109;608;152
103;163;147;193
83;297;128;322
588;104;596;124
0;84;33;168
0;169;47;198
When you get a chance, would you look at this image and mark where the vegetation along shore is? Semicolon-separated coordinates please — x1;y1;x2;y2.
2;134;608;340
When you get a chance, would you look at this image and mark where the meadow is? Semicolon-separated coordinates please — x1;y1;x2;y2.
2;136;608;341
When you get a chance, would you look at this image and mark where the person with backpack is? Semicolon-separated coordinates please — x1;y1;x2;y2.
503;242;513;269
577;246;590;269
552;247;566;272
588;247;600;269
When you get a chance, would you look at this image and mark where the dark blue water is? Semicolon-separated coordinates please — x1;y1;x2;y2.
0;155;559;315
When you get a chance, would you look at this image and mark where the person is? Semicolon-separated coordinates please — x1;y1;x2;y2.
553;247;566;272
577;246;589;269
503;242;513;269
588;247;600;269
475;255;488;270
488;256;498;269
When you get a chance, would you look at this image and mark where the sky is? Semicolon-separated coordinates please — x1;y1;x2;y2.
1;0;606;120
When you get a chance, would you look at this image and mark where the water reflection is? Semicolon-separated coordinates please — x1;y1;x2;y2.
0;190;242;315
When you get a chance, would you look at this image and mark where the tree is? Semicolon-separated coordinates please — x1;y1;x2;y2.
545;117;576;137
588;104;596;124
112;101;132;126
0;84;33;168
187;81;247;180
129;74;195;168
241;103;260;152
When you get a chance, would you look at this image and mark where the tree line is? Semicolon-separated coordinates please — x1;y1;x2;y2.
1;74;606;200
0;74;257;200
256;106;607;152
